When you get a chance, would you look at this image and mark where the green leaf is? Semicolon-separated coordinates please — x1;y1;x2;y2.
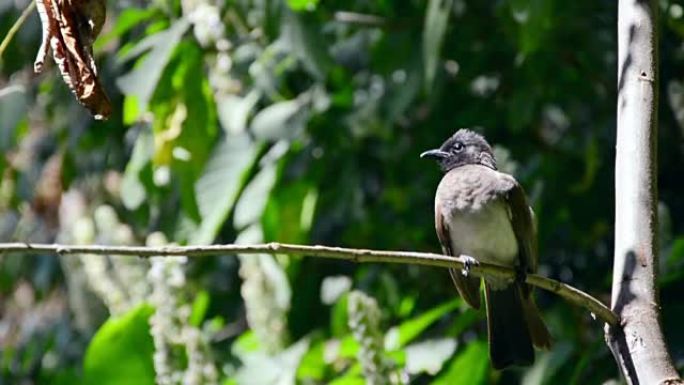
404;338;457;375
286;0;319;12
296;340;326;381
385;299;460;350
83;304;155;385
329;375;366;385
189;290;210;327
117;19;190;122
431;341;489;385
233;330;262;359
233;159;279;229
423;0;454;89
251;99;308;141
191;133;259;244
234;338;310;385
96;8;158;50
217;91;260;135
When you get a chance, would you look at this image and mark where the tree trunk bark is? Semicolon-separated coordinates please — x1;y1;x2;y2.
608;1;682;384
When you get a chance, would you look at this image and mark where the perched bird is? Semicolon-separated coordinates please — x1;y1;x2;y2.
421;129;551;369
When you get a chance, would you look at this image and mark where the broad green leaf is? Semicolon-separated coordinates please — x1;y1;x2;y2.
117;19;190;122
233;159;279;229
423;0;454;89
96;8;158;49
296;340;326;381
431;341;489;385
217;91;260;135
404;338;457;375
385;299;460;350
191;133;259;244
234;338;310;385
83;304;155;385
251;99;308;141
153;42;218;220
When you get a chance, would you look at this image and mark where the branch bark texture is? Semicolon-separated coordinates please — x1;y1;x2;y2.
0;241;617;326
609;1;682;383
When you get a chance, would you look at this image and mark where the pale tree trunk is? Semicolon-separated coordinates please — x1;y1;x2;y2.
607;0;682;384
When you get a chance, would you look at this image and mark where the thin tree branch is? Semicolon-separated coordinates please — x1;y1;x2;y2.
0;1;37;60
0;241;618;326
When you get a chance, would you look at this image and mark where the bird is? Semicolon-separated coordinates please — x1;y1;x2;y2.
421;129;551;370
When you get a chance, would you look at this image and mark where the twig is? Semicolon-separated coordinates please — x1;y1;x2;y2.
0;241;619;326
334;11;386;27
0;1;37;60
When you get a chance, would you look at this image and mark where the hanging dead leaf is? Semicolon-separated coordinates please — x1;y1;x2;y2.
34;0;111;120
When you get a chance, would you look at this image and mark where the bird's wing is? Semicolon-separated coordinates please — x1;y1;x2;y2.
436;208;482;309
501;176;538;274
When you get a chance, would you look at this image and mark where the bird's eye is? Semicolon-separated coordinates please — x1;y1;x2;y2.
453;142;464;152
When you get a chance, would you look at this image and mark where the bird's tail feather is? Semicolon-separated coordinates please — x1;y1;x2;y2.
485;283;534;370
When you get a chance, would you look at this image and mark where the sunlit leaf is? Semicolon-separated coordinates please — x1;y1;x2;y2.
217;91;260;135
286;0;319;12
234;338;310;385
404;338;457;375
296;340;326;381
192;133;259;244
117;19;190;122
189;290;210;327
83;304;155;385
251;98;308;141
234;159;279;229
385;299;460;350
431;341;489;385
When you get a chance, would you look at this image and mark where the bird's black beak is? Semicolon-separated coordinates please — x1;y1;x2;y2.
420;149;449;160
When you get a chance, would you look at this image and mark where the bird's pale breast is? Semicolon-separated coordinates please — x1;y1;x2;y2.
436;166;519;270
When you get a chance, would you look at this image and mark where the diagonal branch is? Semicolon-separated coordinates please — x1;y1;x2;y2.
0;241;618;326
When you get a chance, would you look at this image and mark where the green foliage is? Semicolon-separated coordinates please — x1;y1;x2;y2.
2;0;684;384
83;304;156;385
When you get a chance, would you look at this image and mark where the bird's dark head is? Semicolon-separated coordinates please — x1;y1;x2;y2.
420;129;497;172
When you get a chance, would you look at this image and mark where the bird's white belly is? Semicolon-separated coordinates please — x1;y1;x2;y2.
446;201;519;267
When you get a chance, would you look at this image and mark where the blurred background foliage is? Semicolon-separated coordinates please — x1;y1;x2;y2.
1;0;684;384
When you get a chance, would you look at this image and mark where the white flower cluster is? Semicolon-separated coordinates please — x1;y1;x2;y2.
58;193;149;317
147;233;218;385
236;225;292;354
348;291;406;385
181;0;226;48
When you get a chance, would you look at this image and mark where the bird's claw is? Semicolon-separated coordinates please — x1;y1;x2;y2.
461;255;479;277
